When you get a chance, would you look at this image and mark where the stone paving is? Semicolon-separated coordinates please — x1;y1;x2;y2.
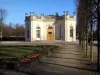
41;44;97;70
29;43;99;75
0;40;100;75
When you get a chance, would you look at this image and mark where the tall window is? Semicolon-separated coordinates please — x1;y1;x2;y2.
70;26;73;37
36;26;40;38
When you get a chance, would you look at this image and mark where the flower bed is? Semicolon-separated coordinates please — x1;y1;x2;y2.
0;45;59;69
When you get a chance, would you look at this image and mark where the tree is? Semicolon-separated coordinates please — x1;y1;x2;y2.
2;24;15;37
0;8;7;45
76;0;100;72
15;24;25;37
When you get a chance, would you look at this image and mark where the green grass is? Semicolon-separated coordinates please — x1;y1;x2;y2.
0;45;59;61
0;46;43;60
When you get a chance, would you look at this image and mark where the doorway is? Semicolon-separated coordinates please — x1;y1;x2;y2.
47;26;54;40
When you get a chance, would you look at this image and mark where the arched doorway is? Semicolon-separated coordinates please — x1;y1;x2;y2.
47;26;54;40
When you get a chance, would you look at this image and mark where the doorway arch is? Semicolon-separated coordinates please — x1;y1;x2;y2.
47;26;54;40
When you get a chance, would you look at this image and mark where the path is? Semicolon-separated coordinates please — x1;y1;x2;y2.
0;41;99;75
17;41;99;75
41;44;97;70
28;42;98;75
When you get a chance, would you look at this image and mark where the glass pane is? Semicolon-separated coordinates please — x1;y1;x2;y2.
48;32;52;34
48;26;53;29
36;34;40;38
36;27;40;29
36;30;40;38
70;26;73;37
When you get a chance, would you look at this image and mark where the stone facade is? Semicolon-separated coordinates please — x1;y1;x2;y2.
25;11;76;42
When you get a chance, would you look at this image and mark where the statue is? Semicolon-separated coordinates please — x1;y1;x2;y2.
73;12;75;16
66;11;68;15
63;11;68;16
30;12;34;16
25;13;28;17
55;12;59;20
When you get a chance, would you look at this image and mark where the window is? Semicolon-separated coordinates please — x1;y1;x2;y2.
36;27;40;29
36;26;40;38
70;26;73;37
48;26;53;29
36;30;40;38
48;32;52;34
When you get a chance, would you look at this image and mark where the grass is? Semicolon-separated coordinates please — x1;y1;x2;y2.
0;45;59;69
0;45;59;62
0;46;43;61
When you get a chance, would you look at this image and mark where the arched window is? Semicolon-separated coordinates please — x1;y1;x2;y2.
36;26;40;38
36;26;40;29
48;26;53;29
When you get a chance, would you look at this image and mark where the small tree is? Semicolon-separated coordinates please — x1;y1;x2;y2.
0;8;7;45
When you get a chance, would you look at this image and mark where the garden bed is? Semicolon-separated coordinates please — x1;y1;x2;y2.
0;45;59;69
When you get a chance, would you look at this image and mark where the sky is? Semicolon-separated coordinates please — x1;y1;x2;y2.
0;0;76;25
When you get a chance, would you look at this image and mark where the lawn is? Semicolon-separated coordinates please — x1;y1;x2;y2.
0;45;59;61
0;45;59;69
0;46;43;61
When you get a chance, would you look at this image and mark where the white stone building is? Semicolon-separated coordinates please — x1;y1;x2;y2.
25;11;76;42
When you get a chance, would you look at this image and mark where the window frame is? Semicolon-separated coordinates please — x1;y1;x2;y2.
36;26;41;38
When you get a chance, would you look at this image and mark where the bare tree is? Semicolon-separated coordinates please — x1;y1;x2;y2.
0;8;7;45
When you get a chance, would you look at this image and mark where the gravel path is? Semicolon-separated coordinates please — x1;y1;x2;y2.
0;41;99;75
